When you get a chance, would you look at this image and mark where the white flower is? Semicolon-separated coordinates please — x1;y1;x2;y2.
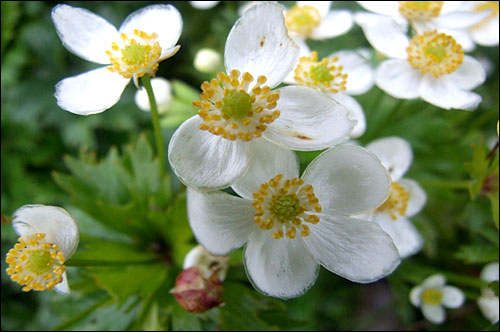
373;28;486;111
284;1;353;41
168;2;355;191
355;1;491;51
183;245;229;281
285;47;375;138
190;1;220;10
52;4;182;115
362;137;426;258
134;77;172;113
463;1;499;47
410;274;465;324
5;205;79;294
193;48;223;73
187;143;401;299
477;262;499;324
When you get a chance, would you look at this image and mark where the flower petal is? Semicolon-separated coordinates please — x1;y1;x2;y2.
356;1;400;16
480;262;499;283
190;1;220;10
330;49;374;95
224;2;299;88
477;295;500;324
168;116;251;191
410;286;423;306
303;213;400;283
419;75;482;111
301;144;391;215
54;67;130;115
263;86;355;151
231;139;299;200
423;274;446;288
328;93;366;138
310;10;353;40
244;231;319;299
443;55;486;91
297;1;331;17
54;271;70;294
283;38;311;84
442;286;465;309
354;13;409;59
373;215;423;258
119;4;182;55
12;204;79;260
399;179;427;217
421;304;446;324
51;4;120;64
471;17;499;46
375;60;422;100
187;188;257;256
366;136;413;181
434;10;492;30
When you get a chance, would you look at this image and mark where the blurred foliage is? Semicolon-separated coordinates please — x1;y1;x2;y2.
1;1;499;331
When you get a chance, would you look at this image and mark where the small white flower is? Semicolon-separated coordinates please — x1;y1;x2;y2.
183;245;229;281
362;137;426;258
355;1;491;51
5;205;79;294
52;4;182;115
168;2;355;191
134;77;172;113
477;262;499;324
284;1;353;41
410;274;465;324
187;143;401;299
193;48;223;73
373;28;486;111
190;1;220;10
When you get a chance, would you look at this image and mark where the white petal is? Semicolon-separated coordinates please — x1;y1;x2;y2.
224;2;299;88
119;4;182;55
328;93;366;138
471;17;499;46
354;13;409;59
51;4;119;64
477;295;500;324
423;274;446;288
480;262;499;282
375;60;422;100
168;116;251;191
301;144;391;215
373;215;423;258
442;286;465;308
330;49;374;95
263;86;355;151
283;38;311;84
434;10;492;30
297;1;331;17
366;136;413;181
303;213;400;283
443;55;486;91
231;139;299;200
54;271;70;294
12;205;79;260
310;10;353;40
421;304;446;324
356;1;401;16
135;77;172;112
399;179;427;217
159;45;181;62
190;1;220;10
187;188;257;255
419;75;482;111
244;232;319;299
54;67;130;115
410;286;423;306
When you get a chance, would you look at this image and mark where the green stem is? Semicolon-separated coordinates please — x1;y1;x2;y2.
419;179;470;190
50;295;113;331
141;75;166;175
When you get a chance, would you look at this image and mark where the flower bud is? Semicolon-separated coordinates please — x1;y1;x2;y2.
193;48;222;74
135;77;172;114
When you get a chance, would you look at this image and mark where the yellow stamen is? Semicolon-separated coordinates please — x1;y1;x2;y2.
285;5;321;37
421;288;443;305
376;182;410;220
398;1;443;21
294;51;348;93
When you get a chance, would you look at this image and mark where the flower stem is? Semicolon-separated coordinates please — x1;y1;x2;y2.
50;295;113;331
141;75;166;175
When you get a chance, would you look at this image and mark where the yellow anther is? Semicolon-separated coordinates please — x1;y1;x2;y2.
421;288;443;305
294;51;348;93
398;1;443;21
376;182;410;220
285;5;321;37
193;70;280;141
407;30;463;77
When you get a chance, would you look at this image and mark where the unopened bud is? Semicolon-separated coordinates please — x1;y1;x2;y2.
193;48;222;74
135;77;172;113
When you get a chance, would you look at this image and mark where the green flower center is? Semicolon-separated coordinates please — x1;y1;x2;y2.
26;249;53;274
310;64;333;83
272;194;302;222
425;44;447;62
122;40;148;65
221;90;252;120
421;288;443;305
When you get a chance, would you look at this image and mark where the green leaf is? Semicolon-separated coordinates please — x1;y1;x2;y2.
454;245;500;264
172;80;200;104
488;193;499;230
163;192;194;266
170;304;202;331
